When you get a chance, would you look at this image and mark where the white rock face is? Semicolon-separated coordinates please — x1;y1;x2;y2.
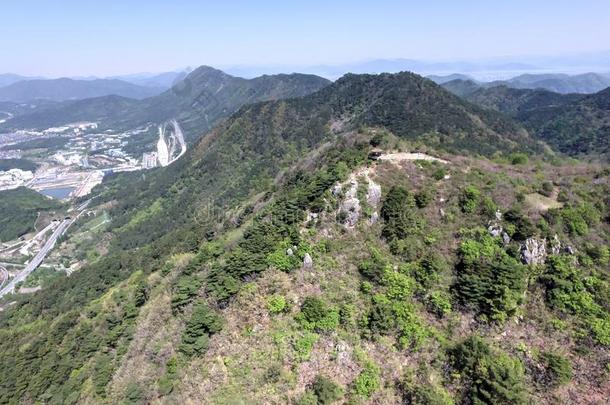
369;211;379;225
286;248;294;256
366;178;381;208
339;179;360;228
521;237;547;265
488;224;503;237
331;184;342;196
303;253;313;268
550;234;561;255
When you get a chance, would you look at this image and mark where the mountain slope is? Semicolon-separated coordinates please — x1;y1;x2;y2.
3;71;605;404
426;73;476;84
456;85;609;159
525;87;610;157
0;67;331;144
496;72;610;94
439;78;482;97
0;78;164;102
111;70;189;89
0;73;43;87
315;72;536;155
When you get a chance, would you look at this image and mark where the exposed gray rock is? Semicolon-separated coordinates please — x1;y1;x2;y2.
369;211;379;225
306;211;319;223
502;232;511;245
366;178;382;208
495;210;502;221
550;234;561;255
488;224;503;237
303;253;313;268
439;208;446;218
521;237;547;266
565;245;576;255
331;183;342;196
339;179;360;228
286;248;294;256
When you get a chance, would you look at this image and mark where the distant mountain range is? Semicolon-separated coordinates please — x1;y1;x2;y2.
0;73;44;88
430;72;610;94
0;66;330;144
109;70;191;89
0;78;165;102
444;83;610;158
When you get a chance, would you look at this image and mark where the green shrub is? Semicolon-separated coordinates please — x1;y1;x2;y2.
415;188;434;208
296;391;318;405
459;186;481;214
158;357;178;396
450;336;527;405
427;291;452;318
267;294;288;314
541;256;602;317
432;167;446;181
510;153;528;165
92;354;114;395
179;301;223;356
586;245;609;266
267;240;301;272
540;181;554;197
381;186;425;247
382;269;415;301
353;362;381;398
367;294;396;334
358;246;389;282
412;252;447;289
589;317;610;346
454;232;527;322
503;208;535;241
297;297;340;332
403;383;454;405
295;332;319;361
312;375;343;404
540;351;572;386
370;132;385;147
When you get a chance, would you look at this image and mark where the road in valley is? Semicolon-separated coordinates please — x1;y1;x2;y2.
0;218;72;298
0;266;8;289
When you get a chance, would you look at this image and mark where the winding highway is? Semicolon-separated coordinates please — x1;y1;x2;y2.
0;218;72;297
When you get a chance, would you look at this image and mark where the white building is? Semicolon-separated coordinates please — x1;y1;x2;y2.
142;152;158;169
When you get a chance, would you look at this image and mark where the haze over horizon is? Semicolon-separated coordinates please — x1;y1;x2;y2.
2;0;610;77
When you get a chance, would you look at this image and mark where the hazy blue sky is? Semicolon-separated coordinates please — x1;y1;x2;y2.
2;0;609;76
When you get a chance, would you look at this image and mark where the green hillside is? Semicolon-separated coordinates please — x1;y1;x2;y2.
0;187;62;241
0;71;607;404
0;67;331;145
454;84;610;159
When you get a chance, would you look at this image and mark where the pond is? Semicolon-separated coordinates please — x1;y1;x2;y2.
39;186;75;200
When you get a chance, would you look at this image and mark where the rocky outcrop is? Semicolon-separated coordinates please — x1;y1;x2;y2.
550;234;561;255
366;178;381;208
303;253;313;268
488;223;503;237
520;237;547;265
487;211;503;237
339;179;360;228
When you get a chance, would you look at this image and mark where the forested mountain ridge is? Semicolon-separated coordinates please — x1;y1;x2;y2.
449;83;610;159
0;71;608;404
92;70;543;252
0;66;331;144
433;72;610;94
0;77;164;102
